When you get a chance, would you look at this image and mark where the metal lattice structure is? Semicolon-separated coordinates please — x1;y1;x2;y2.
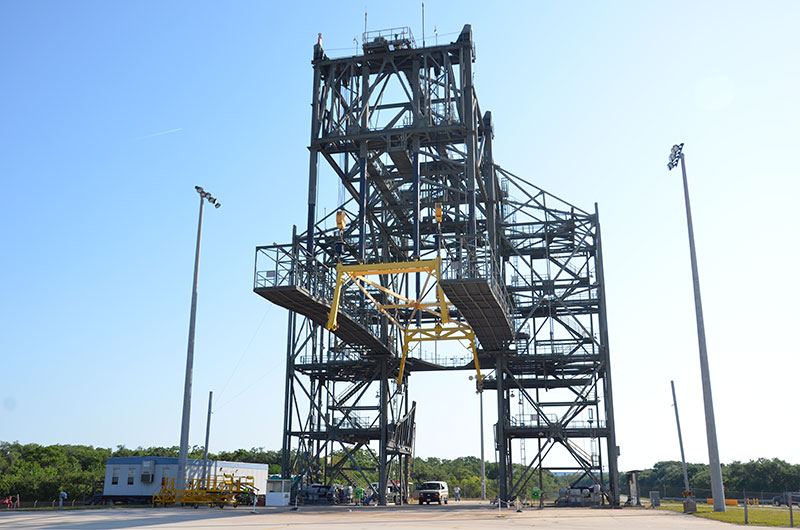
254;25;619;505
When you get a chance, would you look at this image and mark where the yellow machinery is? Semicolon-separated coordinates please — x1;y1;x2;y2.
152;474;257;508
325;257;481;386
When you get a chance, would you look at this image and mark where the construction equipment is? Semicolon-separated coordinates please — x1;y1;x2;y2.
152;474;257;508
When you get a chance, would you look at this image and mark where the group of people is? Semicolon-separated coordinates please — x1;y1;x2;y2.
1;495;19;509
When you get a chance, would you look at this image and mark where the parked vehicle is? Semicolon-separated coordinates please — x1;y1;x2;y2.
772;492;800;507
418;481;448;505
369;482;401;505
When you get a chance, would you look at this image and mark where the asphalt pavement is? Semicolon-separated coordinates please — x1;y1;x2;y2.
0;501;735;529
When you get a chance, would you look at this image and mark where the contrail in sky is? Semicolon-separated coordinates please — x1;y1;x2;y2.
136;127;183;140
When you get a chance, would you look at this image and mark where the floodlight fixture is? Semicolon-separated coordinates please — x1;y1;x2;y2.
668;143;684;170
195;185;220;207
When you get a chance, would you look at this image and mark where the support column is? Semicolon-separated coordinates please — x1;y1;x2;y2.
281;310;296;479
463;38;478;242
358;145;367;261
306;154;317;259
358;60;370;264
412;136;421;326
411;57;422;326
305;63;322;259
412;138;420;258
403;394;411;504
483;112;497;254
496;354;508;504
594;203;619;505
379;360;389;505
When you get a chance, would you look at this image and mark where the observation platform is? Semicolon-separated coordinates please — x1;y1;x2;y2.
254;285;391;355
440;278;514;351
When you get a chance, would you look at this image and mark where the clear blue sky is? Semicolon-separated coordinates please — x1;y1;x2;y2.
1;1;798;473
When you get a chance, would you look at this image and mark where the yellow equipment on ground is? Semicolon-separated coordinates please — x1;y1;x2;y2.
152;474;257;508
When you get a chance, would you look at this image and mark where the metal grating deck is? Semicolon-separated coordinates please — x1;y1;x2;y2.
254;285;391;355
440;278;514;351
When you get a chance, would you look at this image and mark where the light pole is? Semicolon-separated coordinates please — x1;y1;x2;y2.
202;390;213;481
670;380;691;496
470;375;486;500
178;185;221;487
667;144;725;512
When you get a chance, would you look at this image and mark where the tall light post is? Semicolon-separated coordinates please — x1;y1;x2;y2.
470;375;486;500
178;185;221;486
668;144;725;512
670;380;691;496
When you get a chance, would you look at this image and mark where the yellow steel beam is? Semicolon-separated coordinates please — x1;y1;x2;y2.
339;258;440;276
326;262;345;331
355;274;444;320
327;256;480;387
397;336;411;387
396;322;481;385
350;274;404;330
328;260;439;332
353;274;418;307
437;284;450;324
404;270;435;325
380;302;441;310
329;258;447;332
351;267;440;313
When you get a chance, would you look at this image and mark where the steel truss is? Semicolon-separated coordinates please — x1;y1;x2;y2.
254;25;619;506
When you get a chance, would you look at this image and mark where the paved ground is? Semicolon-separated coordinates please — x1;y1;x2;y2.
0;501;735;529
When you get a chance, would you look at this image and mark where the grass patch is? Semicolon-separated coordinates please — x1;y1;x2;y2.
658;501;797;527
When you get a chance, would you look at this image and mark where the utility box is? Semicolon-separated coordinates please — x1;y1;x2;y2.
649;491;661;507
266;479;292;506
625;471;642;506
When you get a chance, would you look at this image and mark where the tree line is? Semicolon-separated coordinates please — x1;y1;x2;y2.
2;441;798;502
633;459;800;497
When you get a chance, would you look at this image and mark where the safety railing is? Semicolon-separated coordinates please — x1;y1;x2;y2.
362;27;416;50
296;350;364;365
407;348;475;368
510;415;606;430
441;234;514;317
297;345;475;371
533;341;578;355
255;245;390;347
255;243;335;300
329;412;376;430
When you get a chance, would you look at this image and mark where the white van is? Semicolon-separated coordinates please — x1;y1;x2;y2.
418;481;448;505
